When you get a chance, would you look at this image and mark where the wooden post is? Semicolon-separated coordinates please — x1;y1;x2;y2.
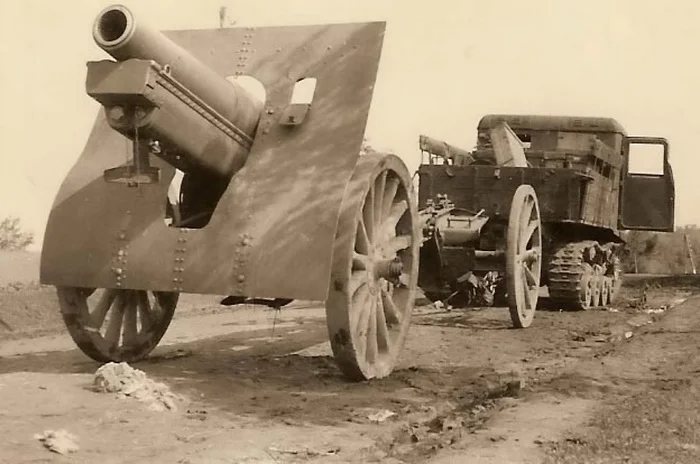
685;234;697;275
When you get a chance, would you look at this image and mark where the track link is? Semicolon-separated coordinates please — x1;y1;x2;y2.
547;240;621;310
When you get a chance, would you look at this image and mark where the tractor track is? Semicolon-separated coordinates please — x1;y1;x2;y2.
547;240;621;310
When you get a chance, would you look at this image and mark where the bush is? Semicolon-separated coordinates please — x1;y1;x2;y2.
622;226;700;275
0;216;34;251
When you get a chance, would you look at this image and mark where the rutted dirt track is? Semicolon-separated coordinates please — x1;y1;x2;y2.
1;276;699;463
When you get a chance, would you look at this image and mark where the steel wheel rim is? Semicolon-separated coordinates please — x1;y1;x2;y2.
507;185;542;328
58;287;178;363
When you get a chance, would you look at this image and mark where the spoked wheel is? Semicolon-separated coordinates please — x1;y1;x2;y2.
506;184;542;328
57;287;178;363
325;154;420;381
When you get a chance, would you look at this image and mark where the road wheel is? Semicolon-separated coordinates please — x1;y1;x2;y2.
600;278;611;306
506;185;542;328
57;287;178;363
591;277;602;307
325;154;419;381
578;264;595;309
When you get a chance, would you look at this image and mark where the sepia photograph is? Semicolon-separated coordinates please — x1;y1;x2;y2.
0;1;698;462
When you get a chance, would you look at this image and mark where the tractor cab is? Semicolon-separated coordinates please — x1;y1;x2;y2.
472;115;675;233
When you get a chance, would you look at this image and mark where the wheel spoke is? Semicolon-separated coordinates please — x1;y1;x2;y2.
137;292;153;332
386;235;412;256
90;289;116;330
122;292;139;345
374;171;387;228
375;294;390;351
381;287;401;324
350;285;371;335
348;286;370;334
522;264;537;286
385;200;408;230
519;198;534;242
382;177;400;225
356;219;370;255
104;294;126;346
521;275;534;310
521;219;539;250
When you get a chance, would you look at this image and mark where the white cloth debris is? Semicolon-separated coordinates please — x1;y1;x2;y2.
368;409;396;423
93;362;182;412
34;429;79;455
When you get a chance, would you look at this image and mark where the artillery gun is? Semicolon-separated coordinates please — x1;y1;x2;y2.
417;116;675;327
40;5;420;381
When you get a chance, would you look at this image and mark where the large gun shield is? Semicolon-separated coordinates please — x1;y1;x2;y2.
41;18;387;301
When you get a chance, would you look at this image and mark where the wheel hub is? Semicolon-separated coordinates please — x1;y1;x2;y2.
374;258;403;280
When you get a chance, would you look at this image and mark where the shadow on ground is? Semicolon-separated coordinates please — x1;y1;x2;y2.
0;319;506;430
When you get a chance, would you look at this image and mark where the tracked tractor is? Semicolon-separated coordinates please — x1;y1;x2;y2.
417;115;675;327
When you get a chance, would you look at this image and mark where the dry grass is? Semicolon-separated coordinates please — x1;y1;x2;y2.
543;277;700;464
544;379;700;464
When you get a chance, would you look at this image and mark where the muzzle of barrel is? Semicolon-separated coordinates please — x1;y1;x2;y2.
90;4;265;179
92;4;262;143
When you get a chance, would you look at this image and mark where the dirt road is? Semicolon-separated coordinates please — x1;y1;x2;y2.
0;276;698;463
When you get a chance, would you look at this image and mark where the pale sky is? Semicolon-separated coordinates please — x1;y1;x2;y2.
1;0;699;250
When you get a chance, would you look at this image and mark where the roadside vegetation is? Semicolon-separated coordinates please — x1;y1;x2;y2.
0;216;34;251
622;226;700;275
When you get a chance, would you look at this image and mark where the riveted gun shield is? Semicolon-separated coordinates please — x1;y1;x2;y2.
40;5;421;381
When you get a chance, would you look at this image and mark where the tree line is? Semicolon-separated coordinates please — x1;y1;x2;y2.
0;216;34;251
622;226;700;275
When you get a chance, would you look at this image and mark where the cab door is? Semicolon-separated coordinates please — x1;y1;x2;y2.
619;137;675;232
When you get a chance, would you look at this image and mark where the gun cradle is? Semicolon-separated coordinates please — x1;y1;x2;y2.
87;59;252;179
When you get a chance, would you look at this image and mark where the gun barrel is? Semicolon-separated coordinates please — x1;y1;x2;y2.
93;4;262;140
419;135;474;165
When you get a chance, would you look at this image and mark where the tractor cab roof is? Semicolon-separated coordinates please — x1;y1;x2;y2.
478;114;627;136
